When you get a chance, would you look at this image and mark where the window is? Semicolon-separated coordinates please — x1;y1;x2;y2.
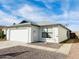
42;27;48;32
42;32;47;38
42;27;52;38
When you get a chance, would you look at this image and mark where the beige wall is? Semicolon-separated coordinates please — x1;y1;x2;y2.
6;26;39;43
31;26;40;42
75;32;79;39
2;28;7;35
58;26;68;42
6;25;70;43
6;27;32;43
40;26;59;43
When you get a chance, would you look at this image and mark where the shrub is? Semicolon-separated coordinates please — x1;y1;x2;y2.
0;31;5;39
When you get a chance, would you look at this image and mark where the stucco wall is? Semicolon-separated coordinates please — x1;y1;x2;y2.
52;27;59;43
58;26;68;42
6;29;10;40
2;28;7;35
75;32;79;39
6;25;69;43
40;26;59;43
31;26;40;42
6;27;32;43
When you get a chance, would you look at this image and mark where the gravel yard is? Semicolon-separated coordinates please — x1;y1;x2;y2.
0;46;67;59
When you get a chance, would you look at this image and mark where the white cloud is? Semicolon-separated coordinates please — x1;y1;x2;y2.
1;3;79;26
19;5;35;12
0;0;70;23
0;0;79;31
17;4;69;24
17;4;50;22
69;11;79;19
69;25;79;31
0;10;20;25
35;0;57;9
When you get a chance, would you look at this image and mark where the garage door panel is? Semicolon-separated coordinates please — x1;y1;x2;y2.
10;29;29;43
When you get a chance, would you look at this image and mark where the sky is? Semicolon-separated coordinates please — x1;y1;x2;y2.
0;0;79;31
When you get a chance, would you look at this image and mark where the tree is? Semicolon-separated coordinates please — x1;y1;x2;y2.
13;23;16;25
19;20;29;24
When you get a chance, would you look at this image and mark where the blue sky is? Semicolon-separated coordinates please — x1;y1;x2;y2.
0;0;79;31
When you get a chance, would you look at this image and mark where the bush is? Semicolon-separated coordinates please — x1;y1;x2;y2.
0;31;5;39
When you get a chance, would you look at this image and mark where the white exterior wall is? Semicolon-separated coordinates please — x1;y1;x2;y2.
2;28;7;35
52;27;59;43
6;27;32;43
31;26;40;42
6;25;69;43
39;27;42;41
6;29;10;40
58;26;68;42
40;26;59;43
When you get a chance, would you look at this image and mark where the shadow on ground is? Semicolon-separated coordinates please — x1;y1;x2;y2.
0;51;28;58
30;42;63;49
61;39;79;44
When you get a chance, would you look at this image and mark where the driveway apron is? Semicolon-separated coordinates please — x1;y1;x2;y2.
67;43;79;59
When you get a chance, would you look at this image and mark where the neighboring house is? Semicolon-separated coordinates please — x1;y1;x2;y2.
0;26;6;34
75;32;79;39
0;26;5;31
6;21;71;43
0;26;3;31
0;26;7;38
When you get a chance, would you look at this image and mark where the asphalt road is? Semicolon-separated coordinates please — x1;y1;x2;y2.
0;46;67;59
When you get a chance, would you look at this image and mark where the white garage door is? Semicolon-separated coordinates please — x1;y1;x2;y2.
10;29;29;43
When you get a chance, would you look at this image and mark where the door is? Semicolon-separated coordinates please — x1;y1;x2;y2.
10;29;29;43
52;28;58;43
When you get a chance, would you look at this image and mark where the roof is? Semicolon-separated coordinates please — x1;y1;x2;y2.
19;20;30;24
0;26;6;28
36;21;56;26
7;22;39;28
58;24;71;31
36;21;71;31
7;21;71;31
38;24;71;31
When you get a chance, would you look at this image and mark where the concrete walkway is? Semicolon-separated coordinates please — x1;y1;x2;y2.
0;41;20;49
56;44;72;55
0;41;72;55
67;43;79;59
24;43;72;55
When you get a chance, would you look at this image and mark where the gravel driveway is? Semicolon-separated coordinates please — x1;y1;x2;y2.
0;46;67;59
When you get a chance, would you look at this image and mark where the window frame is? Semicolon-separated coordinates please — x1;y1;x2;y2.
42;27;52;38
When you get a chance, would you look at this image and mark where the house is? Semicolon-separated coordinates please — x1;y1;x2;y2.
0;26;7;38
6;21;71;43
0;26;7;34
0;26;4;31
70;32;79;39
75;32;79;39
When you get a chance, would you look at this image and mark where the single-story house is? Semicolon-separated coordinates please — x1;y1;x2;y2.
0;26;7;34
0;26;5;31
75;32;79;39
6;21;71;43
0;26;7;39
70;32;79;39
